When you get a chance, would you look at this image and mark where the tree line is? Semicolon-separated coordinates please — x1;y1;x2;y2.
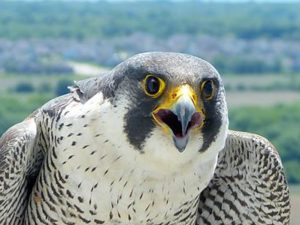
0;1;299;40
0;88;299;184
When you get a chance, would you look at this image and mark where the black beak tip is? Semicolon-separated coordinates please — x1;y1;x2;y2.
173;135;189;153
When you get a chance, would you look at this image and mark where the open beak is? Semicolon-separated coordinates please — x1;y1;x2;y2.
153;85;203;152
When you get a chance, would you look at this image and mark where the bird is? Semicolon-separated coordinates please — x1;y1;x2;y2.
0;52;290;225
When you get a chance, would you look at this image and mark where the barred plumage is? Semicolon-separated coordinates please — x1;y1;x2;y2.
197;131;290;225
0;52;290;225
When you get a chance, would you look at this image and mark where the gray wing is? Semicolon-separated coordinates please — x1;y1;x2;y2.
0;75;114;225
0;117;43;225
197;130;290;225
0;94;77;225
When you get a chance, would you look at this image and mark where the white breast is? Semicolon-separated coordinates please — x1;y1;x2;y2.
33;92;223;224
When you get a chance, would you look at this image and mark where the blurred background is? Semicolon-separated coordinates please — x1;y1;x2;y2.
0;0;299;223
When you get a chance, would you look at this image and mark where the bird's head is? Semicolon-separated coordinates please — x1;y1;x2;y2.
99;52;228;172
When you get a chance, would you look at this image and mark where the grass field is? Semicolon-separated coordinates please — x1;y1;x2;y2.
223;74;296;88
0;72;299;223
1;73;300;107
226;91;300;108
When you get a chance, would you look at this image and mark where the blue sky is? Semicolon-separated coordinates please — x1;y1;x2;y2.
18;0;300;2
105;0;300;2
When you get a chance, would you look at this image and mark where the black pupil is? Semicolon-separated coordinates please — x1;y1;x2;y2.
203;81;213;97
146;77;160;95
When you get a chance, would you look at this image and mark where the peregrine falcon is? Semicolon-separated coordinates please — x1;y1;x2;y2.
0;52;290;225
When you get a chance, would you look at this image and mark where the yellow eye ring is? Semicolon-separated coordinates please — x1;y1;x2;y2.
143;75;166;98
200;80;216;100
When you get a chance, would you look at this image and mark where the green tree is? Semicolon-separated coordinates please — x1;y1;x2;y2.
55;79;72;96
15;82;35;93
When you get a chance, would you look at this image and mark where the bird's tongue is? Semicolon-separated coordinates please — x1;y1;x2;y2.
154;109;202;151
154;109;202;136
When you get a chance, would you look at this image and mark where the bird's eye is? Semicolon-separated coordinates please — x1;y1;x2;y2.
200;80;216;100
143;75;166;98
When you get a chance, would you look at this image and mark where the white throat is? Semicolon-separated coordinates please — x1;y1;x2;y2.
49;92;227;224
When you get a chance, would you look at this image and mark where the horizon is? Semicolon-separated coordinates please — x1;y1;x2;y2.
7;0;300;3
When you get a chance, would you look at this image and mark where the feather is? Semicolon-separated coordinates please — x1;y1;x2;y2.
197;130;290;225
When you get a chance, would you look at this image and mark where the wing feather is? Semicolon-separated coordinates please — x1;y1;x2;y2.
0;118;44;225
197;130;290;225
0;75;110;225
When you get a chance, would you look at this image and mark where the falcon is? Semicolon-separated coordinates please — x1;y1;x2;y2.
0;52;290;225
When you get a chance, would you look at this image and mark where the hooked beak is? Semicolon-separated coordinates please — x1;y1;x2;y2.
153;85;203;152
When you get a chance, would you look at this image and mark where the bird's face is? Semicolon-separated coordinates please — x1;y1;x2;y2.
148;76;213;152
106;52;228;170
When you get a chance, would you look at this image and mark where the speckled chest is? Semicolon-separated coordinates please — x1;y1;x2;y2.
25;97;216;225
27;134;205;225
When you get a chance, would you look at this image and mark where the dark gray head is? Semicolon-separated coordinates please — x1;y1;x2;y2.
84;52;228;169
